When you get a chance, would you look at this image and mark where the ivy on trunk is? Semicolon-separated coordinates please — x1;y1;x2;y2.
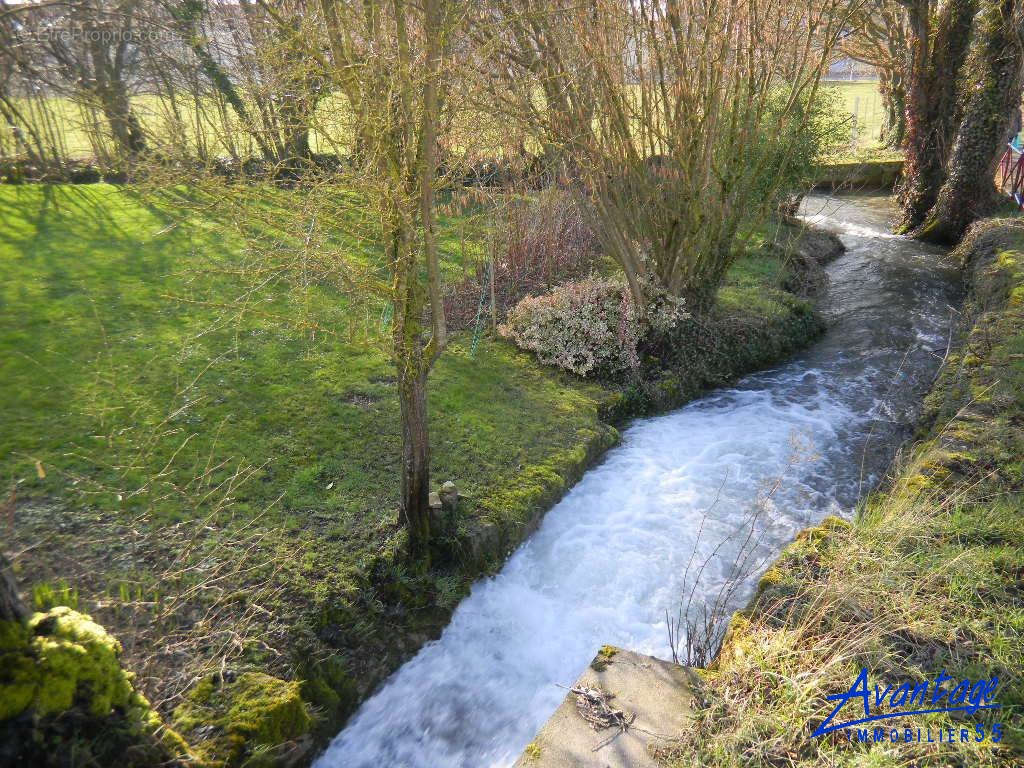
915;0;1024;243
897;0;978;233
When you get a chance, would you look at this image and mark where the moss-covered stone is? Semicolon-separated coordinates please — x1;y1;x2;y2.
0;607;191;766
0;607;134;719
590;644;620;671
173;671;312;767
710;614;755;670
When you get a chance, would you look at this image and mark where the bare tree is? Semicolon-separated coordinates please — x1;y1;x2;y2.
842;0;910;147
495;0;851;312
313;0;455;559
143;0;465;560
7;0;151;163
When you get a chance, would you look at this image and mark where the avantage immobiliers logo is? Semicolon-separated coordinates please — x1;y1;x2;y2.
812;668;1004;744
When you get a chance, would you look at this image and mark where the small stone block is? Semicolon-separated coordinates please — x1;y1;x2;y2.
512;648;697;768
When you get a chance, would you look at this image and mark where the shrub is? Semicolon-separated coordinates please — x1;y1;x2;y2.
444;189;601;331
499;277;686;377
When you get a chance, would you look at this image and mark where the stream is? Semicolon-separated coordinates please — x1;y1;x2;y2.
315;193;959;768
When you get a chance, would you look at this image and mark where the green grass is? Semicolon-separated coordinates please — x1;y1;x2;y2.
1;182;827;763
823;81;886;148
0;184;547;520
0;93;510;162
660;219;1024;767
818;81;904;165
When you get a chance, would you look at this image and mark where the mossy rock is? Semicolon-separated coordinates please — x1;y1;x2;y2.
756;566;788;592
590;644;620;671
0;607;190;766
1;606;135;719
173;671;313;767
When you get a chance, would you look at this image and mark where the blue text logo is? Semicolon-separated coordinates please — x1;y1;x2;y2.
812;668;1001;739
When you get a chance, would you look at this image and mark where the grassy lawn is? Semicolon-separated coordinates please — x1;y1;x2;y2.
823;80;886;149
1;94;511;162
1;183;598;518
1;182;829;762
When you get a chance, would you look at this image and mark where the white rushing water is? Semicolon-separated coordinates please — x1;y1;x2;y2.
316;194;958;768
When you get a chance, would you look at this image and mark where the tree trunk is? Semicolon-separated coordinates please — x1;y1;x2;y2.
398;366;431;560
0;552;28;623
87;33;146;160
880;68;907;148
99;89;147;158
915;0;1024;243
898;0;978;232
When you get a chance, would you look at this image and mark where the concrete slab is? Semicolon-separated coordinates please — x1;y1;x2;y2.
512;647;697;768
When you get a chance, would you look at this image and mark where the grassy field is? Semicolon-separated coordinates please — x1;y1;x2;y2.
661;218;1024;767
823;80;886;149
0;93;511;162
5;83;887;164
1;182;833;764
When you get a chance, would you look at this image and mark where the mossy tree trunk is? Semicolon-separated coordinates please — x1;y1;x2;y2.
397;363;431;558
880;67;907;147
0;553;28;623
317;0;449;562
915;0;1024;244
92;72;147;159
897;0;978;232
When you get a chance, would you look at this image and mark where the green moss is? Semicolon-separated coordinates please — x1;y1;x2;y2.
0;608;190;764
0;621;36;720
0;607;134;719
591;644;620;671
711;614;755;670
756;567;787;591
173;672;312;767
299;655;358;733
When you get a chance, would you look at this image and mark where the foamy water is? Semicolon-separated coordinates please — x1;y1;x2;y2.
315;194;957;768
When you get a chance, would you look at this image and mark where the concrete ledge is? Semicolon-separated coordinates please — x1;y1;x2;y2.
513;648;697;768
812;159;903;190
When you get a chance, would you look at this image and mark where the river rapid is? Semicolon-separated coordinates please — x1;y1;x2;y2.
315;193;959;768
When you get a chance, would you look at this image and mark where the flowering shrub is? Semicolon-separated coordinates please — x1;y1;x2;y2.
499;277;687;377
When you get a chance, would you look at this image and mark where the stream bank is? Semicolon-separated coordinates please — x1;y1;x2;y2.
314;196;961;768
659;215;1024;767
289;218;844;763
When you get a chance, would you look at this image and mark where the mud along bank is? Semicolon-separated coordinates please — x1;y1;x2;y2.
658;216;1024;767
